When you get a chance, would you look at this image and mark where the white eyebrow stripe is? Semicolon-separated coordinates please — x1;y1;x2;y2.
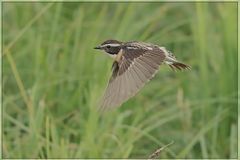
101;44;121;47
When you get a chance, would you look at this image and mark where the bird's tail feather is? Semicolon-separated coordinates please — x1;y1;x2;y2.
164;53;190;71
169;61;191;71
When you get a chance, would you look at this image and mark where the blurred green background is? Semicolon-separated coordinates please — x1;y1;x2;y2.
2;2;238;159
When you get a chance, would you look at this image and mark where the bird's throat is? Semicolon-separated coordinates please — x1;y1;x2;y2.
114;49;123;62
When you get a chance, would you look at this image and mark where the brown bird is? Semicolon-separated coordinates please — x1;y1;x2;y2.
94;40;190;111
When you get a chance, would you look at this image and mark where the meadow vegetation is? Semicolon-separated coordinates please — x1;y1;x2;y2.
2;2;238;158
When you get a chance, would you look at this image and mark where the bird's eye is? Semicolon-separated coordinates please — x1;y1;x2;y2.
106;45;111;48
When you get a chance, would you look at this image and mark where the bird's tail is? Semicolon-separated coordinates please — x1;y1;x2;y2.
168;61;190;71
165;53;191;71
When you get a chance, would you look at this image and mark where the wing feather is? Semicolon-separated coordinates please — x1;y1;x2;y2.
134;62;149;80
100;46;166;111
141;58;159;72
130;65;144;88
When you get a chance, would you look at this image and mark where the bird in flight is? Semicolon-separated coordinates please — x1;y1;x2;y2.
94;40;190;111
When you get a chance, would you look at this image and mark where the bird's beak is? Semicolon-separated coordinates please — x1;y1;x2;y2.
94;46;102;50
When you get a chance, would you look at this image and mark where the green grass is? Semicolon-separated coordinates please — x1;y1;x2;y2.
2;2;238;159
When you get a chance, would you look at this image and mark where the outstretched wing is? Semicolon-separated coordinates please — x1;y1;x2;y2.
100;45;166;111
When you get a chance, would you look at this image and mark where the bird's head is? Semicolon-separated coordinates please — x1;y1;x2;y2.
94;39;122;55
